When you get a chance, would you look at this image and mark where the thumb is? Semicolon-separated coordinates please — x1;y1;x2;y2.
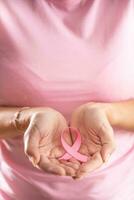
99;122;116;162
23;122;41;166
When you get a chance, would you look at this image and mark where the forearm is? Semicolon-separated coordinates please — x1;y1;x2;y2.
106;99;134;132
0;106;31;139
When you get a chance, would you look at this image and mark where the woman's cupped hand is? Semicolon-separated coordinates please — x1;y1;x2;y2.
23;107;80;178
22;103;116;179
70;102;116;179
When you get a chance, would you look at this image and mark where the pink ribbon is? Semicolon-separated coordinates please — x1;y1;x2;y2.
58;126;88;163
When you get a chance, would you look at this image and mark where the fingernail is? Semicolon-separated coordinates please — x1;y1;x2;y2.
29;156;36;166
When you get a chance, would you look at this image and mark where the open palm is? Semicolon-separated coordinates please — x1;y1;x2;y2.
70;103;116;179
23;108;79;177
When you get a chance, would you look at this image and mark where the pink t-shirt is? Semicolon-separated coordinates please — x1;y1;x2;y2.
0;0;134;199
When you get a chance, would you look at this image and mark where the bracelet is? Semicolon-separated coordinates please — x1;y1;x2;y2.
13;106;31;131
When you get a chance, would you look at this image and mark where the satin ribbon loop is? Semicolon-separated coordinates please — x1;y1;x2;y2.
58;126;88;163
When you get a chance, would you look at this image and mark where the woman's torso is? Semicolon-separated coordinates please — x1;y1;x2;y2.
0;0;134;199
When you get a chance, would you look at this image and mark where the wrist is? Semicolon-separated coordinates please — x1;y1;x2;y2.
13;107;33;132
85;101;118;127
102;102;121;127
14;106;59;132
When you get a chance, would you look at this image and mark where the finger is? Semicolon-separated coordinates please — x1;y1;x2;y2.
50;158;77;177
49;146;78;176
23;123;40;165
101;142;116;162
69;157;81;166
59;163;76;177
76;151;103;179
99;122;116;162
59;159;80;170
39;156;66;176
50;148;79;175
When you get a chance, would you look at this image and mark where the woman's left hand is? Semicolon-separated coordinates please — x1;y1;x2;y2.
70;102;116;179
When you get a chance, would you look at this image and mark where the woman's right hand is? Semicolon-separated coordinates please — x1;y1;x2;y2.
21;107;78;177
